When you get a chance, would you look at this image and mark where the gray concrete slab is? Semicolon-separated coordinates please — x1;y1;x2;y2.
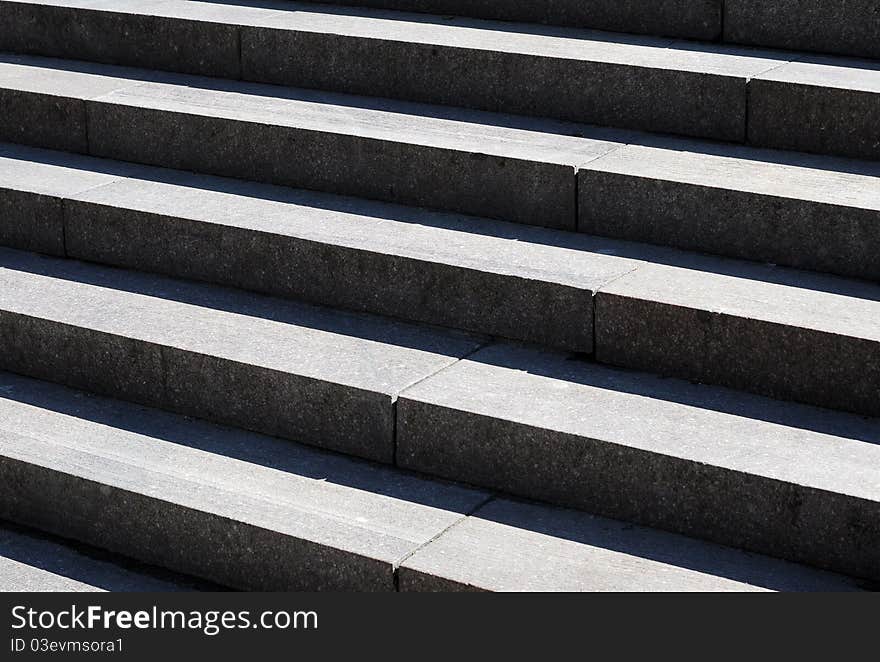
0;524;205;591
292;0;723;40
0;2;775;140
724;0;880;60
0;248;484;462
0;0;240;77
233;2;776;140
750;58;880;160
400;499;867;592
0;371;488;590
0;144;126;255
578;143;880;280
595;254;880;417
0;53;624;228
397;342;880;580
64;166;637;352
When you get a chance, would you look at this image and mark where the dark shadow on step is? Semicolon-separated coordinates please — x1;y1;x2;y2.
2;143;878;304
0;371;870;592
0;519;224;591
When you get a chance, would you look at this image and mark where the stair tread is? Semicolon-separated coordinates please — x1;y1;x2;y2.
400;499;866;592
0;523;207;591
0;374;486;563
0;248;482;394
0;371;866;592
2;145;879;348
400;342;880;503
0;0;778;76
4;55;878;204
0;54;622;166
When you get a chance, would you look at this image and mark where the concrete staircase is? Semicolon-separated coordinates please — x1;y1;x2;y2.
0;0;877;591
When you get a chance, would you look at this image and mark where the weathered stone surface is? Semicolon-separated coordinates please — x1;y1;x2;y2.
65;168;637;352
0;524;205;592
749;58;880;161
0;55;623;229
724;0;880;60
578;142;880;280
397;342;880;580
239;9;771;140
0;371;488;590
400;499;866;592
0;248;483;463
295;0;723;40
0;0;240;77
86;82;612;229
595;254;880;417
0;143;127;255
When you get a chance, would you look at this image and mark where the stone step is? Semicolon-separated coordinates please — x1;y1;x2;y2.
0;247;484;464
724;0;880;60
397;342;880;581
1;57;879;278
0;372;489;591
0;522;209;591
288;0;725;40
400;499;870;592
6;0;879;63
0;3;878;158
3;173;880;418
0;53;619;230
0;145;639;353
0;371;867;591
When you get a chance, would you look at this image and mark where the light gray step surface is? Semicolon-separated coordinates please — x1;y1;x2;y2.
293;0;724;40
2;59;880;272
749;56;880;161
0;144;637;353
0;54;626;230
593;250;880;418
0;523;209;591
2;148;879;416
724;0;880;61
0;373;867;593
577;140;880;281
397;342;880;581
0;0;778;142
0;247;484;464
399;499;869;592
2;3;879;158
0;372;489;591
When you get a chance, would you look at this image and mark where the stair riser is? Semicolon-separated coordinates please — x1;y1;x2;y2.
94;103;577;229
396;400;880;581
749;81;880;162
578;170;880;282
0;3;240;78
0;89;88;153
0;313;397;463
243;30;746;142
0;456;393;591
295;0;723;40
595;295;880;418
0;189;66;256
724;0;880;60
63;202;595;352
0;183;594;351
0;5;741;141
1;4;878;162
0;90;578;228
